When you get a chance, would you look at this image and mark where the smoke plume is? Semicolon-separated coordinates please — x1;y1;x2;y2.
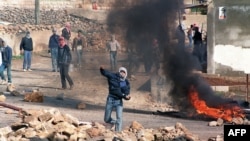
106;0;234;111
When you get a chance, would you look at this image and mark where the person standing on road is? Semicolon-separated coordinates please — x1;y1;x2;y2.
48;28;60;72
187;24;194;49
0;40;13;84
0;38;4;83
151;38;161;72
72;29;87;68
192;26;203;65
0;50;6;85
100;66;131;132
57;36;74;90
20;31;33;72
106;34;121;71
61;22;71;46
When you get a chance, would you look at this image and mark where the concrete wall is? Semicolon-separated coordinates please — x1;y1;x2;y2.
0;27;79;56
207;0;250;76
1;30;56;55
151;74;173;105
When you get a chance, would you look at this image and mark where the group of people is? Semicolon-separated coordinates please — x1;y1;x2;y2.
50;23;131;132
0;30;34;85
1;22;132;133
17;25;73;90
18;22;78;90
47;22;86;90
186;23;207;71
51;26;132;132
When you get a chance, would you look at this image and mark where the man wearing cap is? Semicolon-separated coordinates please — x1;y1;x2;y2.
20;31;33;72
48;28;60;72
100;66;131;132
57;36;74;90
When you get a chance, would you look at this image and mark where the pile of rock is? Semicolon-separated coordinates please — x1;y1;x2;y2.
208;117;250;127
0;7;112;52
0;7;104;30
0;108;200;141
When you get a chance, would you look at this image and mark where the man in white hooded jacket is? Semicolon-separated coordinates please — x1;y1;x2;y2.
100;66;131;132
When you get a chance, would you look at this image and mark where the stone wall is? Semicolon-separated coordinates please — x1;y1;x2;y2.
0;0;83;56
0;6;112;56
0;0;134;10
0;0;80;9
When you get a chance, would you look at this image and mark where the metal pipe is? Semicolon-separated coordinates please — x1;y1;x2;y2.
0;102;23;111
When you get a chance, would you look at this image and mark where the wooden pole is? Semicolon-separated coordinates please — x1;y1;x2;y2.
247;74;249;101
35;0;40;25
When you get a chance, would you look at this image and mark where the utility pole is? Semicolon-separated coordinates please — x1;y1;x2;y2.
35;0;40;25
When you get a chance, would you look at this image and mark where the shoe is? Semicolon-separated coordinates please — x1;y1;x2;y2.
52;70;56;72
0;80;7;85
60;87;66;90
69;85;74;90
104;123;115;131
23;69;27;72
28;69;32;71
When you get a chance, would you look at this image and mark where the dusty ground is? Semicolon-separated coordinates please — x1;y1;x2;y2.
0;51;225;141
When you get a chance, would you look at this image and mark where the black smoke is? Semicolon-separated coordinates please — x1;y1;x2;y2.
106;0;235;111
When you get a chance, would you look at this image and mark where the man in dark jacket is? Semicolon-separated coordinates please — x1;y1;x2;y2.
192;26;204;65
58;36;74;90
100;66;131;132
48;28;60;72
0;40;12;84
20;31;33;71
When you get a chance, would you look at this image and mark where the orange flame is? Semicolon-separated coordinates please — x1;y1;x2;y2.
188;88;245;122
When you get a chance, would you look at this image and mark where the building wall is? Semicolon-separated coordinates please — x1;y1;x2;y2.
207;0;250;76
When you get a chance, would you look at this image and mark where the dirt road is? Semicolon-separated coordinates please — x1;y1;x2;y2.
0;51;223;140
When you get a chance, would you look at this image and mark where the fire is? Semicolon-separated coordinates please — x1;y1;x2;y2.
188;88;245;122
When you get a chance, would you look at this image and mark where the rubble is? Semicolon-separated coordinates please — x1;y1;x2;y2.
0;95;6;102
0;108;201;141
23;91;44;103
77;102;87;109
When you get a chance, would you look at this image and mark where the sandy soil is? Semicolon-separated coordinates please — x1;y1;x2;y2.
0;51;224;141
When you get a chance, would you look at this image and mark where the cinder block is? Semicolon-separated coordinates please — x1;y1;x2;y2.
211;86;229;92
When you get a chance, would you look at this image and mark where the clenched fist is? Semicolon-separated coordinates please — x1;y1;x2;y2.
124;95;131;100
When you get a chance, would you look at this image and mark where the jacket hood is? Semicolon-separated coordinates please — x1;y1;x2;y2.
119;67;127;80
